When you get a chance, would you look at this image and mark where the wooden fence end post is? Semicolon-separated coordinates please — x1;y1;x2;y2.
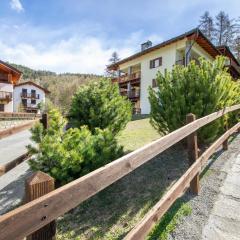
25;171;56;240
186;113;200;195
41;113;48;129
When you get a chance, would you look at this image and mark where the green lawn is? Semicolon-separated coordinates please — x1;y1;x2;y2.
118;118;160;152
57;118;188;240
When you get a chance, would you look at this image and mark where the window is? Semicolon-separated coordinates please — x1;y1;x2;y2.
31;99;36;105
152;79;157;88
150;57;162;69
22;88;27;98
31;89;36;98
22;99;27;107
0;104;4;112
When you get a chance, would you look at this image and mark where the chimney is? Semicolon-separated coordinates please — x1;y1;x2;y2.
141;40;152;51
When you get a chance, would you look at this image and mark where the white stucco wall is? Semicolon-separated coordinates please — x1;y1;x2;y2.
118;38;214;114
13;84;46;112
0;83;13;112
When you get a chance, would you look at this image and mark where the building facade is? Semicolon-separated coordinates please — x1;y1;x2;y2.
13;81;50;113
108;28;240;114
0;60;21;112
0;60;49;113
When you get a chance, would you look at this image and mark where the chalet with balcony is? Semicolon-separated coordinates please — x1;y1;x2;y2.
14;81;50;113
108;28;240;114
0;60;22;112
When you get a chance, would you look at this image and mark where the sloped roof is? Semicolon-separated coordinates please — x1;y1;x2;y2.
14;81;50;94
107;28;220;70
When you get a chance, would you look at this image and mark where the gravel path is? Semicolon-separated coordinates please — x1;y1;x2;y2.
168;134;240;240
0;161;32;215
0;130;31;165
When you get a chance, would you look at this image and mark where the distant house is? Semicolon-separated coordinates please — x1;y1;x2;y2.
0;60;50;113
14;81;50;113
107;28;240;115
0;60;21;112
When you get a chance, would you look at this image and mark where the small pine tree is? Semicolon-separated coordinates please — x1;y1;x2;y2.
149;56;240;144
28;108;123;185
69;78;132;136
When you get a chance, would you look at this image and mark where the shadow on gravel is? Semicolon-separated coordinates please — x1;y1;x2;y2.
57;144;189;240
0;168;32;215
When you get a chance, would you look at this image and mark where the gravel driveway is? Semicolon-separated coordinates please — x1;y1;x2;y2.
168;134;240;240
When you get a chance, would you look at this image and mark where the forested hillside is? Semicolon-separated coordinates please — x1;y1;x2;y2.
10;63;102;113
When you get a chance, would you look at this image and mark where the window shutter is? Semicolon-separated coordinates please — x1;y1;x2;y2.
150;60;153;69
159;57;162;66
152;79;157;88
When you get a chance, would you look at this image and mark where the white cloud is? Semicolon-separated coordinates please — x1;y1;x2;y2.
0;35;135;74
0;23;161;74
10;0;24;12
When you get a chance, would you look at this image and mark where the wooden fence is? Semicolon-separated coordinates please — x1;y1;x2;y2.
0;105;240;240
0;112;40;120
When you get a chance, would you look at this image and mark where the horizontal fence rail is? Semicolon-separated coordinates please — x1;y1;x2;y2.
124;121;240;240
0;119;39;140
0;105;239;240
0;112;40;120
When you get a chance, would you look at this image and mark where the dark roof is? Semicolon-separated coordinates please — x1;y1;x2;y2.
107;28;221;69
0;60;22;74
216;45;240;66
14;81;50;94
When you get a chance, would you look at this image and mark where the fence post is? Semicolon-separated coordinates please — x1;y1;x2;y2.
25;171;56;240
186;113;200;194
223;125;229;150
41;113;48;129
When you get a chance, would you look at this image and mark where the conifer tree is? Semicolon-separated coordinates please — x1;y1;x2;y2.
199;11;215;42
149;57;240;144
214;11;236;46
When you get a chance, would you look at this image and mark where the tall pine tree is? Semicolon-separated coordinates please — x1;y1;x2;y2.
214;11;236;46
105;51;120;77
199;11;215;42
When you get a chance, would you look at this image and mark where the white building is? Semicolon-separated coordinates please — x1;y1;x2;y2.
0;60;22;112
13;81;50;113
108;28;240;114
0;60;50;113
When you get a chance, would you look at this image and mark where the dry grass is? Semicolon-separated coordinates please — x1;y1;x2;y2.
117;118;160;152
56;118;188;240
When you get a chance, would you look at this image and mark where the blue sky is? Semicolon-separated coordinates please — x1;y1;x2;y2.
0;0;239;74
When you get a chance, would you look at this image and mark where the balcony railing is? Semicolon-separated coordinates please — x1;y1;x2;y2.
120;89;140;98
0;91;12;102
21;93;40;99
175;57;200;66
117;71;141;83
133;107;141;115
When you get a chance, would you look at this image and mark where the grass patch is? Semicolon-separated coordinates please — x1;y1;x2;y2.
56;118;188;240
147;199;192;240
118;118;160;152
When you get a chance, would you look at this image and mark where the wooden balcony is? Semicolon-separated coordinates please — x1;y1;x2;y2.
21;93;40;99
23;104;38;113
133;107;141;115
175;57;200;66
120;89;140;99
0;91;12;103
113;71;141;84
